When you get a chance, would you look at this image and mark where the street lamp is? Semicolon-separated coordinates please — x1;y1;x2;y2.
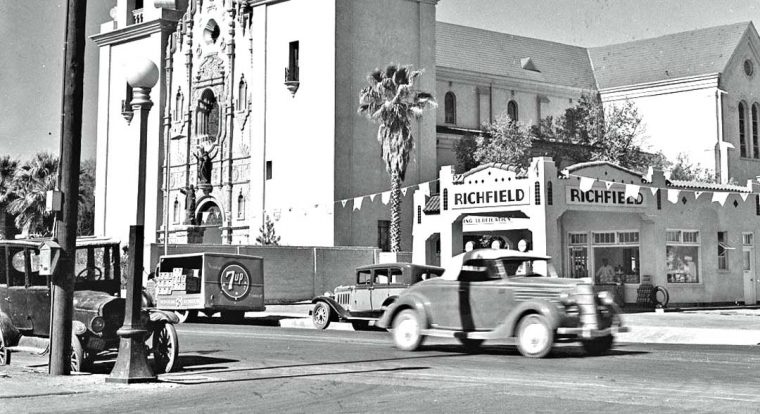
106;58;159;384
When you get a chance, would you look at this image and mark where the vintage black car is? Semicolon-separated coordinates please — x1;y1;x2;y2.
0;237;178;373
311;263;444;330
376;249;628;358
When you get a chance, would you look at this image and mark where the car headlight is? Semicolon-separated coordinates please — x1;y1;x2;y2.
72;320;87;335
559;292;576;306
323;291;333;298
597;291;615;306
90;316;106;333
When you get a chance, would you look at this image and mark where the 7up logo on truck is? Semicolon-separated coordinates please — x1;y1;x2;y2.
219;263;251;301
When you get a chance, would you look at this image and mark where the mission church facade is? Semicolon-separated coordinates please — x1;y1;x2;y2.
92;0;760;253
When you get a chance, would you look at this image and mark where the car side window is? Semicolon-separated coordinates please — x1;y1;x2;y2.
389;268;402;284
29;248;47;287
374;268;389;285
8;247;26;287
357;270;372;285
459;260;490;282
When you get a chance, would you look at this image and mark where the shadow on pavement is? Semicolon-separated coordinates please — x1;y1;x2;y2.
159;366;430;385
417;343;649;359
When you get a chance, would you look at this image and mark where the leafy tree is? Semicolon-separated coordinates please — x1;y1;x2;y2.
358;64;436;252
7;152;58;236
256;214;280;246
453;134;478;173
0;156;19;239
668;153;716;182
472;114;533;169
77;159;96;236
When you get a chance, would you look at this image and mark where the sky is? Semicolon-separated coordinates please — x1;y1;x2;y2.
2;0;760;162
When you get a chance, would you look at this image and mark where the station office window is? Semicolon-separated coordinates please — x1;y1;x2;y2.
717;231;730;271
568;232;588;278
592;231;640;284
666;230;700;283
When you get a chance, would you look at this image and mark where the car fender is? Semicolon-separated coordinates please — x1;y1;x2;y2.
496;299;563;338
380;295;398;310
0;310;20;347
148;309;180;324
311;297;350;320
375;294;428;330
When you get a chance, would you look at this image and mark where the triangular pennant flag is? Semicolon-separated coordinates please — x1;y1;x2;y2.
605;181;614;190
712;191;729;206
741;192;750;201
650;187;658;196
418;182;430;197
341;199;347;208
625;184;640;200
667;189;680;204
369;194;376;202
381;191;391;205
694;191;703;199
353;196;364;210
579;177;595;192
401;188;408;196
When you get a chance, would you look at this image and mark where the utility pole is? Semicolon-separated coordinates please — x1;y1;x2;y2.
50;0;87;376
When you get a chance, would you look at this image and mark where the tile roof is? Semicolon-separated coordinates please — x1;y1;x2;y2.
588;22;751;89
452;162;528;184
423;195;440;214
667;180;751;193
436;22;598;89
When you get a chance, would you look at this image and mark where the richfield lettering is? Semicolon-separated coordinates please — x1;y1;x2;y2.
454;189;525;206
569;188;644;205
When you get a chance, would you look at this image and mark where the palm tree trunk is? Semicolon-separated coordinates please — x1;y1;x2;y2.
390;171;402;253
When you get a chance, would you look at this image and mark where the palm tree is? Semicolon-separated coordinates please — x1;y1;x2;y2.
7;153;58;237
358;64;436;252
0;155;19;239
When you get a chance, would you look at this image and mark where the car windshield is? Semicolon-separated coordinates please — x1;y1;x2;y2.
490;258;557;278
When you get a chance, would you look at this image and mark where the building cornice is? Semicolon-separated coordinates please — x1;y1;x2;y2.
91;19;178;47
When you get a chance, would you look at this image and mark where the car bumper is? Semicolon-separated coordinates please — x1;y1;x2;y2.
557;325;629;339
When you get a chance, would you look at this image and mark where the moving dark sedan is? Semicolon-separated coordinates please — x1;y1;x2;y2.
376;249;627;357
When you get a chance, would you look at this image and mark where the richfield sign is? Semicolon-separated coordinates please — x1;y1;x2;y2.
566;187;646;207
451;183;530;210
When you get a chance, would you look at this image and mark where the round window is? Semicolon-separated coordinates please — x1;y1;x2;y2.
744;59;754;76
203;20;220;45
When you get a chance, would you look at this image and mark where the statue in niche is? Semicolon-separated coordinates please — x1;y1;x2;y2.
194;143;219;185
179;184;197;225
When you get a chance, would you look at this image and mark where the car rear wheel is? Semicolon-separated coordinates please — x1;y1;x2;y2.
70;336;90;373
0;334;10;366
152;323;179;374
312;302;331;330
516;314;554;358
458;338;484;352
174;310;197;324
392;309;424;351
582;335;614;356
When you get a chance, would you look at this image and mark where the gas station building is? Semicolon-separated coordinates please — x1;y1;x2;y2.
413;158;760;306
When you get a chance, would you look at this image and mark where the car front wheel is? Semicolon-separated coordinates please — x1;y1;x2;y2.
392;309;424;351
70;335;90;372
516;314;554;358
152;323;179;373
312;302;331;330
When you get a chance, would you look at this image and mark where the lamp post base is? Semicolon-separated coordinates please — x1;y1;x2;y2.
105;331;155;384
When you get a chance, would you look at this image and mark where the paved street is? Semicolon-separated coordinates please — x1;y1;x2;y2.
2;322;759;413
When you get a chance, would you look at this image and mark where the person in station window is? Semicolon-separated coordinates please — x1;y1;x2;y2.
595;258;616;283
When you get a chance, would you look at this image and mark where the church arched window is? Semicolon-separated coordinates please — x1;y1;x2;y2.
172;197;180;224
237;76;248;110
739;101;748;157
237;193;246;220
444;92;456;124
507;100;518;122
753;103;759;159
196;88;219;144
